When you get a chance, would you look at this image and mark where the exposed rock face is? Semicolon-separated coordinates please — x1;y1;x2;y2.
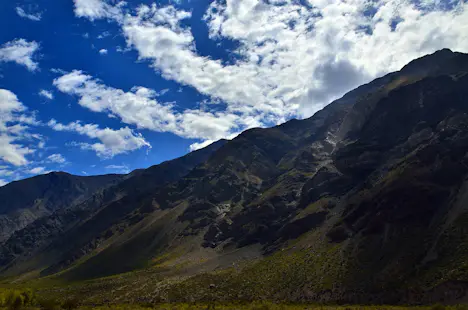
3;49;468;304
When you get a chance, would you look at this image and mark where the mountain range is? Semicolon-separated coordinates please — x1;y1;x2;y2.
2;49;468;305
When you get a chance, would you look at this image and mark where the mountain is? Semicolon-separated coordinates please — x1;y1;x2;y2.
0;139;226;278
0;172;123;243
2;49;468;305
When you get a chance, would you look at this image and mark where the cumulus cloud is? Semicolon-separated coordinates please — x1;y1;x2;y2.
0;39;40;71
39;89;54;100
47;119;150;158
0;89;37;166
99;49;108;55
53;70;253;143
73;0;468;122
73;0;125;22
0;135;33;167
203;0;468;116
47;153;66;164
121;4;289;121
16;7;42;21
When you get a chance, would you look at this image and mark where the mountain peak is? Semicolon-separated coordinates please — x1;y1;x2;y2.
400;48;462;75
434;47;453;54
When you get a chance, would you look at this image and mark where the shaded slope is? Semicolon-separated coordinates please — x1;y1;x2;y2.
0;172;123;243
0;140;226;277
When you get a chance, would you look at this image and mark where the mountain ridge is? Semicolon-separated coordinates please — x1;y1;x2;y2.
0;139;227;278
0;172;124;243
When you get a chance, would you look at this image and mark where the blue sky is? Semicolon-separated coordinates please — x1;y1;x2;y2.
0;0;467;184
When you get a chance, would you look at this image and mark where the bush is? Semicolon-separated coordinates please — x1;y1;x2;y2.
0;288;38;310
5;290;24;310
20;289;36;306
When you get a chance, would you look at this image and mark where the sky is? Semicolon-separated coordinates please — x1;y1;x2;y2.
0;0;467;185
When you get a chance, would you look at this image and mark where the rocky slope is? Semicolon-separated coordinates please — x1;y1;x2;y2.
0;172;123;243
2;49;468;304
0;140;226;277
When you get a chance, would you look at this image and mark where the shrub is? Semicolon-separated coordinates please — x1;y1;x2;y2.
21;289;36;306
5;290;24;310
0;288;40;309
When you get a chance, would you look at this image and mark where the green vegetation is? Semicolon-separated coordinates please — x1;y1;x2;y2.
26;232;344;305
1;289;468;310
0;288;84;310
70;305;468;310
163;241;345;302
0;288;37;309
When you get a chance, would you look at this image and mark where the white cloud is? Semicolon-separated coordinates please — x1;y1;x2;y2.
116;45;130;53
156;88;169;96
189;140;215;152
47;119;151;158
39;89;54;100
0;135;34;166
0;89;38;166
74;0;468;122
97;31;111;39
0;169;13;177
28;167;49;175
53;70;252;142
50;68;67;74
121;4;282;119
15;7;42;21
105;164;126;169
47;153;66;164
99;48;108;55
73;0;125;22
0;179;7;187
105;164;130;174
0;89;25;117
0;39;40;71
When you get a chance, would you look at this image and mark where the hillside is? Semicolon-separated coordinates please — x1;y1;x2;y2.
2;49;468;305
0;172;123;243
0;140;226;278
